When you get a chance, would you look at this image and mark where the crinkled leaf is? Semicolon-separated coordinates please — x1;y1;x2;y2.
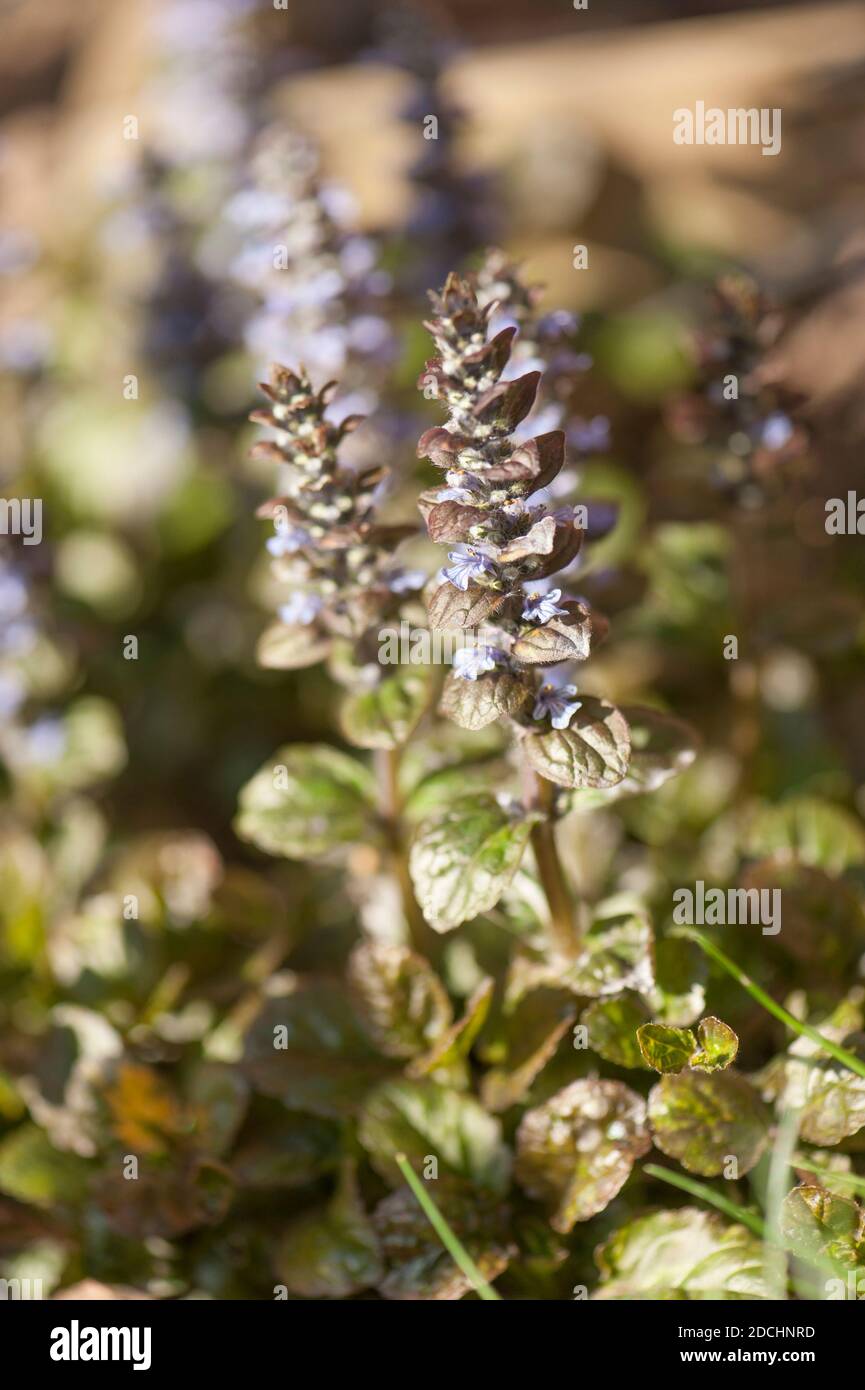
594;1208;771;1300
515;1079;650;1231
648;1071;770;1177
569;705;698;806
637;1024;696;1074
523;697;631;789
512;604;594;665
374;1183;514;1300
409;794;537;932
439;669;532;730
242;983;391;1118
560;910;655;999
690;1017;739;1072
340;668;433;750
358;1079;510;1193
427;581;508;631
234;744;380;861
780;1185;865;1268
800;1061;865;1146
347;940;453;1060
426;501;488;543
276;1163;382;1299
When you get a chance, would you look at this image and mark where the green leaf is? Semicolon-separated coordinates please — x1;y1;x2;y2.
234;744;380;861
637;1018;738;1074
637;1024;696;1074
256;621;331;670
744;796;865;876
648;1071;770;1177
276;1162;383;1299
690;1017;738;1072
756;995;865;1144
594;1208;771;1300
347;940;453;1060
402;755;508;824
242;983;391;1118
439;669;532;731
185;1062;249;1157
232;1112;341;1190
799;1061;865;1146
395;1154;503;1299
358;1079;510;1194
568;705;698;806
515;1078;650;1231
522;696;631;789
780;1185;865;1269
340;668;433;750
407;977;494;1080
0;1125;92;1209
560;909;654;999
374;1182;514;1300
409;794;537;932
582;993;651;1069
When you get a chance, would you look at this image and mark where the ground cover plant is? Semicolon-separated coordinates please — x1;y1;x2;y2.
2;0;865;1305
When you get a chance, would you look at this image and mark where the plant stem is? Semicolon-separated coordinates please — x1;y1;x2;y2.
523;762;580;958
644;1163;766;1238
395;1153;502;1301
375;746;436;957
674;928;865;1081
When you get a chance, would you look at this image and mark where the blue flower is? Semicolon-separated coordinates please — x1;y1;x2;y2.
521;587;568;623
568;415;611;454
278;593;323;627
267;525;310;558
532;682;582;730
452;646;505;681
386;568;427;595
761;412;794;451
442;545;497;591
25;717;67;765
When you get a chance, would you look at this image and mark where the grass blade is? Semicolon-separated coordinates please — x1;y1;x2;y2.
673;927;865;1080
394;1152;502;1301
644;1162;766;1237
794;1163;865;1196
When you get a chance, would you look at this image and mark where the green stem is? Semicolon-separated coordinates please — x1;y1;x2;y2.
395;1153;501;1301
375;747;436;957
673;928;865;1081
644;1163;766;1238
524;765;580;958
